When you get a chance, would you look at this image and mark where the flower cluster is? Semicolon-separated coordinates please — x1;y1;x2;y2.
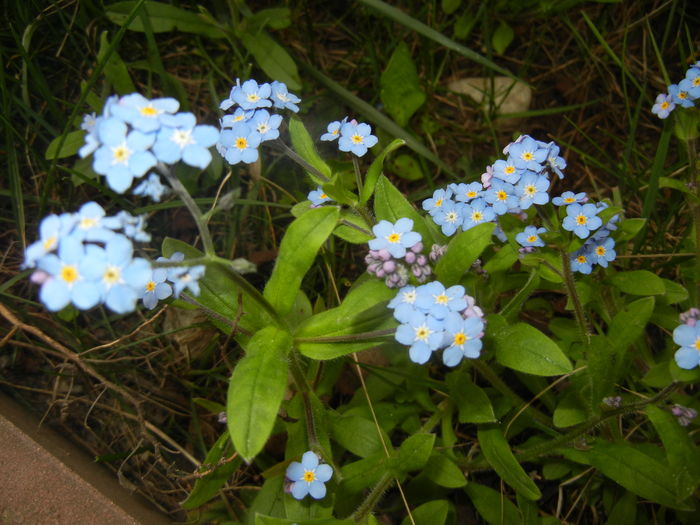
673;308;700;369
422;135;566;238
140;252;206;310
24;202;153;313
217;79;300;165
365;219;432;287
389;281;485;366
671;404;698;427
652;61;700;119
79;94;219;199
285;451;333;500
320;117;378;157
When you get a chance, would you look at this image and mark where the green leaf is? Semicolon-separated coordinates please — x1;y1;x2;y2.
446;370;495;423
333;208;373;244
581;441;691;510
425;454;467;488
97;31;136;94
295;279;395;359
247;7;292;31
400;500;449;525
395;433;435;472
604;491;637;525
607;270;665;296
441;0;461;14
361;138;406;204
615;217;646;241
465;482;522;525
483;243;518;274
477;426;541;500
552;390;586;428
161;238;271;334
330;414;389;458
239;29;301;91
106;1;225;37
288;116;332;182
181;431;241;509
662;278;688;304
374;175;435;246
339;451;387;493
45;130;85;160
380;42;426;127
646;404;700;500
493;322;573;376
390;154;424;181
491;21;514;54
263;206;339;318
435;222;495;286
658;176;700;203
227;326;291;461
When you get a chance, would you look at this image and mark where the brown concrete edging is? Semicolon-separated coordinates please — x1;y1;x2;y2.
0;392;175;525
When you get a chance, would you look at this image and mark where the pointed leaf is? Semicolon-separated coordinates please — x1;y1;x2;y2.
227;327;291;461
395;433;435;472
425;454;467;488
380;42;425;127
288;116;332;182
493;322;573;376
465;482;521;525
240;29;301;91
400;500;449;525
361;138;406;204
434;222;495;286
374;175;435;246
607;270;665;296
106;1;225;37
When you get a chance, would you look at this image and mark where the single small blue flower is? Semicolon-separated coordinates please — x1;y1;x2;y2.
163;252;206;297
110;93;180;133
368;218;421;258
515;172;550;209
141;260;172;309
114;211;152;243
270;81;301;112
320;117;347;141
432;200;467;236
388;285;418;323
221;108;254;127
541;141;567;179
24;213;75;268
562;203;603;239
249;109;283;142
395;310;445;364
508;136;548;172
552;191;587;206
286;451;333;500
684;67;700;98
338;120;378;157
451;182;483;203
232;79;273;110
133;173;168;202
651;93;675;119
570;249;593;274
218;122;262;165
492;158;522;184
587;237;616;268
462;200;496;230
422;188;454;216
516;226;547;248
673;323;700;369
308;187;332;207
153;112;220;169
669;82;695;108
483;180;518;215
442;313;484;366
415;281;467;320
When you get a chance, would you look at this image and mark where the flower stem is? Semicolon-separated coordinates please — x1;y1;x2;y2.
288;349;320;450
559;247;591;342
157;163;216;256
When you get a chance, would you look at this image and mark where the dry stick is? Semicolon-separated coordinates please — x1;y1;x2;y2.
1;303;158;452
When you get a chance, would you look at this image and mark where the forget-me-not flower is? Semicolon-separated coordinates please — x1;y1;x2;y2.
562;203;603;239
338;120;378;157
395;310;445;364
270;81;301;112
442;313;484;367
308;187;332;207
368;218;421;258
218;122;262;165
110;93;180;133
286;451;333;500
516;226;547;248
153;112;219;169
320;117;348;141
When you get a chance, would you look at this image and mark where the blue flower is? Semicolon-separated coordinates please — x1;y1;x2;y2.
422;188;454;216
270;81;301;112
36;235;101;311
395;310;445;364
133;173;168;202
552;191;586;206
651;93;675;119
669;82;695;109
542;141;567;179
113;211;152;243
587;237;616;268
442;313;484;366
415;281;467;320
221;108;254;127
286;451;333;500
483;180;518;215
562;203;603;239
218;122;262;165
338;120;378;157
515;172;550;209
508;136;548;172
388;285;418;323
24;213;75;268
320;117;347;141
570;249;593;274
308;187;332;207
141;260;172;310
673;323;700;369
492;158;522;184
92;118;157;193
153;112;220;169
163;252;206;297
230;79;273;110
684;67;700;99
110;93;180;133
80;234;152;314
249;109;283;142
462;200;495;230
368;218;421;258
516;226;547;248
451;182;483;203
432;200;466;236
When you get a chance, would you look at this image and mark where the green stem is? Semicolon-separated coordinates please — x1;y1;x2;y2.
294;328;394;344
288;350;320;450
157;163;215;256
351;470;394;523
559;247;591;342
352;156;363;197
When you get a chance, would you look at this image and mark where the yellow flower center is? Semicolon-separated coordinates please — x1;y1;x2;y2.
595;246;606;256
60;265;78;284
564;197;575;203
246;93;260;103
320;193;328;199
145;281;156;292
111;143;132;165
693;78;700;87
678;91;688;100
414;324;431;341
43;235;57;252
387;233;401;243
471;211;483;222
453;333;467;345
139;105;159;117
576;214;587;225
467;191;477;198
351;134;364;144
103;266;121;286
660;101;670;110
527;235;537;243
504;165;515;174
303;470;316;482
521;151;534;161
496;190;508;201
694;338;700;351
525;185;536;196
235;137;248;150
435;198;443;207
576;255;587;264
79;217;98;230
435;293;449;305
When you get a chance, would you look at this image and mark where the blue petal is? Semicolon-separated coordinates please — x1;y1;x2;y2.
286;461;304;481
314;464;333;483
301;451;319;470
674;347;700;369
290;481;309;500
309;480;327;499
40;279;70;311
